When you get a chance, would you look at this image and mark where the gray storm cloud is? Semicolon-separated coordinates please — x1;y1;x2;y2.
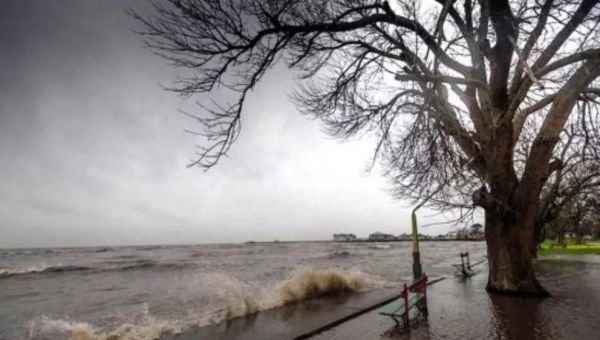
0;0;455;248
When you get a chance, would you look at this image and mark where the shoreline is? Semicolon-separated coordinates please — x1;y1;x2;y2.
0;239;486;251
163;256;600;340
246;239;486;244
311;257;600;340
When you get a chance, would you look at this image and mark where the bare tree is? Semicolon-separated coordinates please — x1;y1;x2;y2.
132;0;600;296
534;113;600;253
546;191;598;245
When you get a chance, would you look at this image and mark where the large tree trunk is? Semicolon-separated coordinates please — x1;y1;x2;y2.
530;222;543;259
484;211;549;297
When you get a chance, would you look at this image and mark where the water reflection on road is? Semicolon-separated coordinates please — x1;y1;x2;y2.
314;256;600;340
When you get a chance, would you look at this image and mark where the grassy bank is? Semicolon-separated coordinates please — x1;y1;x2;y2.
539;240;600;255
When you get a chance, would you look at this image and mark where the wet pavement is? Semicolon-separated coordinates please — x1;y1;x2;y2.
162;255;600;340
311;257;600;340
163;288;402;340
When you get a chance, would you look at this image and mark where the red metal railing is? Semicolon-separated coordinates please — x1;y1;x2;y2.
398;275;429;328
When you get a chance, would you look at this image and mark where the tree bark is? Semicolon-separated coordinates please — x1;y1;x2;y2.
530;222;541;259
484;211;550;297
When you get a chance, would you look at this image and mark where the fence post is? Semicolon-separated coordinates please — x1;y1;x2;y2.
422;278;428;316
403;283;409;329
466;252;471;270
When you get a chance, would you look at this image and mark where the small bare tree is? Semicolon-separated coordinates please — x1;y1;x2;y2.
132;0;600;296
546;192;598;245
534;112;600;253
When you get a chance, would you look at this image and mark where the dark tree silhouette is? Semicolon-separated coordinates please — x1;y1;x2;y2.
132;0;600;296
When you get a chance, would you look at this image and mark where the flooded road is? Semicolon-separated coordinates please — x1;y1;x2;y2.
313;255;600;340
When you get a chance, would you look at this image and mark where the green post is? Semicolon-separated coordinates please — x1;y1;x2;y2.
411;211;423;280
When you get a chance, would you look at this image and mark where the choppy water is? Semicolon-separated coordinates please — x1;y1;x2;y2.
0;241;486;340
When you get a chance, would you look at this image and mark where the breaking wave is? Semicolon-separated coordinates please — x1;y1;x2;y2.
0;265;91;278
27;267;390;340
274;267;380;304
0;261;194;280
28;310;176;340
217;267;387;320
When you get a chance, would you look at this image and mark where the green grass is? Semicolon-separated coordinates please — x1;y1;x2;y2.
539;240;600;255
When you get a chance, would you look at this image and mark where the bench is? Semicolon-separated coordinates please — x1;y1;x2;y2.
379;275;428;328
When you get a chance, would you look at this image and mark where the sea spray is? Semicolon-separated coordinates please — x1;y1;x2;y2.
0;265;91;279
216;274;261;319
273;267;376;304
221;267;387;318
0;261;194;280
29;317;97;339
28;308;176;340
27;267;389;340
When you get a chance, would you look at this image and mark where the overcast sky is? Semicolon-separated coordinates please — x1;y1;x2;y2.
0;0;465;248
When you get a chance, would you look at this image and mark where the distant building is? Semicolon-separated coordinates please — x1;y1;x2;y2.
451;223;484;240
446;231;459;239
418;233;432;240
399;233;412;240
333;233;357;242
369;232;397;241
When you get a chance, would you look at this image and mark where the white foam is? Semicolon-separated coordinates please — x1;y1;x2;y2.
28;310;177;340
0;267;45;277
218;267;388;319
27;267;391;339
